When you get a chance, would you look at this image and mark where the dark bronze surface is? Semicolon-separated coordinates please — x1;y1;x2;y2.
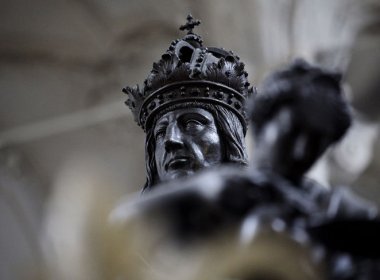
123;15;254;134
154;107;222;183
143;100;248;190
116;59;380;279
251;59;351;183
123;15;250;190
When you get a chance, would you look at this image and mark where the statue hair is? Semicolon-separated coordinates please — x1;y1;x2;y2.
143;102;248;192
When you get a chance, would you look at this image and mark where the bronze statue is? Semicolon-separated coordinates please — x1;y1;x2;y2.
123;15;253;191
250;59;377;218
251;59;350;184
250;60;380;279
114;58;380;280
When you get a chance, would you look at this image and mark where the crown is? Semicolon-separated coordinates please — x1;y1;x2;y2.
123;14;254;134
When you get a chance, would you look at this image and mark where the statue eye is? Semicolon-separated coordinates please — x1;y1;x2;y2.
184;119;203;130
154;128;166;139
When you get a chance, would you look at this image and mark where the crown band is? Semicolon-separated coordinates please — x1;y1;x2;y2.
139;80;247;133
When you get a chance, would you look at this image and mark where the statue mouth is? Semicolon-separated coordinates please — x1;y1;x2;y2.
166;157;192;171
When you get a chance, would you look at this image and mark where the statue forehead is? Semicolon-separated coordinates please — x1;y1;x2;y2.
155;107;214;123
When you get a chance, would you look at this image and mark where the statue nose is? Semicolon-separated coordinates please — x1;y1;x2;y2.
164;123;184;152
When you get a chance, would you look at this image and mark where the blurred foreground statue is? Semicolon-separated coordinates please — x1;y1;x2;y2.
112;60;380;280
123;15;253;191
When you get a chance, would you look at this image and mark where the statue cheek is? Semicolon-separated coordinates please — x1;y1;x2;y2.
206;148;222;165
190;142;206;166
155;144;165;172
201;134;222;163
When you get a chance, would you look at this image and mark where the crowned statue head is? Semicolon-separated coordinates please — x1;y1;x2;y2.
123;15;254;191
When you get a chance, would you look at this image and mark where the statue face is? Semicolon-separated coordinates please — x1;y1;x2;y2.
154;107;222;182
254;107;328;182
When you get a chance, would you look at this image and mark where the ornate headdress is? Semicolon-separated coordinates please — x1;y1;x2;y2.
123;15;254;134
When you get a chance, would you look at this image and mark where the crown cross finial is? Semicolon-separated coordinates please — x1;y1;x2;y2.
179;14;201;34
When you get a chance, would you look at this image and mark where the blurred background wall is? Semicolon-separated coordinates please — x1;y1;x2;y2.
0;0;380;279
